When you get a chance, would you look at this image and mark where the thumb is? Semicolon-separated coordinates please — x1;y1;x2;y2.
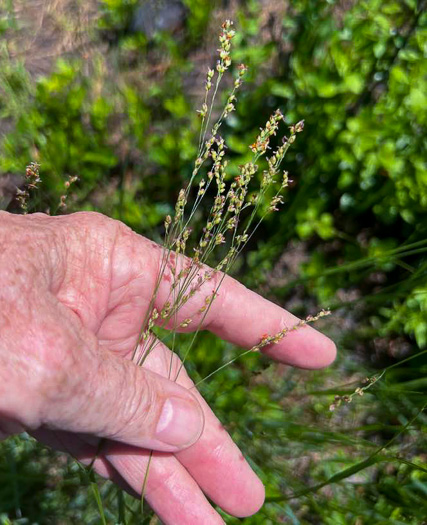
0;287;204;452
57;349;205;452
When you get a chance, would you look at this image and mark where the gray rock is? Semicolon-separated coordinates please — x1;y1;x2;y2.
131;0;186;38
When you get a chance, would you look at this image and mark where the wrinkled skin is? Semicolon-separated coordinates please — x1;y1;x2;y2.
0;211;336;524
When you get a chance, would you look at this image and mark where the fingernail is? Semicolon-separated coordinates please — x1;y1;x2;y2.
156;396;204;448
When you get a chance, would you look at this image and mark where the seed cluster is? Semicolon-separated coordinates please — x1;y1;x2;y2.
16;162;41;213
133;20;329;383
58;175;79;210
254;309;331;350
329;373;384;412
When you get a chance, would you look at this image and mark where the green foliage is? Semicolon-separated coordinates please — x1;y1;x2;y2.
234;0;427;349
382;283;427;348
0;0;426;523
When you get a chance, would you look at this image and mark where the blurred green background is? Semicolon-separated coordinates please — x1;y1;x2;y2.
0;0;426;523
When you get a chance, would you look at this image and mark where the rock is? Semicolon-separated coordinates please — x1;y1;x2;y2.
130;0;187;38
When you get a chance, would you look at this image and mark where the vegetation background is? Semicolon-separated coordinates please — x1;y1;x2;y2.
0;0;426;523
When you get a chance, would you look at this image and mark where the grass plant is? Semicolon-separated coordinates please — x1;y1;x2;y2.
0;3;426;524
85;20;333;521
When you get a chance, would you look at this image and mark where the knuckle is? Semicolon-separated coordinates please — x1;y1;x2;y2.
107;364;159;441
204;271;229;330
145;467;179;498
68;210;111;226
0;213;61;293
62;211;117;250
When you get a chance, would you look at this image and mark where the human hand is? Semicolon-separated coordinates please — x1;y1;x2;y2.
0;211;336;523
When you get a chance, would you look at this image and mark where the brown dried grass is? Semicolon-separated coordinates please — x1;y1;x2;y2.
5;0;99;77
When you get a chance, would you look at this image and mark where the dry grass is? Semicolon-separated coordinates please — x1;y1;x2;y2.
5;0;99;77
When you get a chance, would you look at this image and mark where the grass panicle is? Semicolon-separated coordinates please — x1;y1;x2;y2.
129;21;333;517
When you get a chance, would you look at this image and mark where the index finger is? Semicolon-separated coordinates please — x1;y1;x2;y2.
151;246;336;370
